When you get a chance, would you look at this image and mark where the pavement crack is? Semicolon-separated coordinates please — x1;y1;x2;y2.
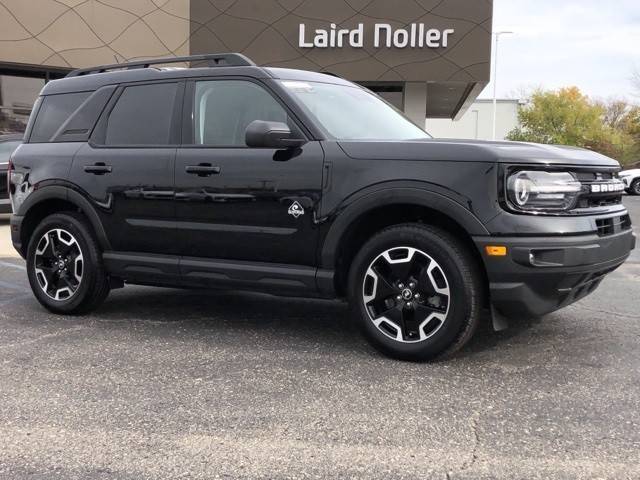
450;411;481;478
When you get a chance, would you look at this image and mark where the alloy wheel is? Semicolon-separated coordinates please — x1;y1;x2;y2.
34;228;84;301
362;246;450;343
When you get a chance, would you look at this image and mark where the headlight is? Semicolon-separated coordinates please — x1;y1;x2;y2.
506;171;581;212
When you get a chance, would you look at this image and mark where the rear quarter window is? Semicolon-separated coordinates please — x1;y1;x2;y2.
29;92;90;143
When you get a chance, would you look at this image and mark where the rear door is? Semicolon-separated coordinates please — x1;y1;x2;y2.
69;81;183;254
174;78;324;266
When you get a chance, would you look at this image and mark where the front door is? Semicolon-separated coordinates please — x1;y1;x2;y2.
174;79;324;267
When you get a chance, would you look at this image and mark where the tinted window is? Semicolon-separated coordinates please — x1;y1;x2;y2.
30;92;89;143
105;83;178;146
194;80;295;146
282;81;430;141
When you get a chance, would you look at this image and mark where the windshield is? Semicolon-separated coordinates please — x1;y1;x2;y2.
281;81;431;141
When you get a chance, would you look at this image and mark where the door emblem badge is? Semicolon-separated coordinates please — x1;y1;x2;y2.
288;201;305;218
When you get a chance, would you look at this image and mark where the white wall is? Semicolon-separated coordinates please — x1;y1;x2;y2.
404;82;428;127
425;99;522;140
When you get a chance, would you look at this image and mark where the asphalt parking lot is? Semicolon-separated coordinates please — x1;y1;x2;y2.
0;199;639;480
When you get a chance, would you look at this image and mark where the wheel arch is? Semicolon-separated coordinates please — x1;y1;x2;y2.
320;187;490;298
17;185;111;257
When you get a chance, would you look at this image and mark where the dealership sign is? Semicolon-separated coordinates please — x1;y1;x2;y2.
299;23;455;49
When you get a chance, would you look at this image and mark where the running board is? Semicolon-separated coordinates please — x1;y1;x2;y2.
103;251;335;297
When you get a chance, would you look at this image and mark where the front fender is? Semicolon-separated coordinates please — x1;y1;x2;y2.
319;183;489;268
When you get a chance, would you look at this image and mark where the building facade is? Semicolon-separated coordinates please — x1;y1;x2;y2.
0;0;493;134
426;99;523;141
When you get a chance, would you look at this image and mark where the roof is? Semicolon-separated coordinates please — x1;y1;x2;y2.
41;63;354;96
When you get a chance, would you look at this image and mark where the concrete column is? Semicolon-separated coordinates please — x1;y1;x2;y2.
403;82;428;128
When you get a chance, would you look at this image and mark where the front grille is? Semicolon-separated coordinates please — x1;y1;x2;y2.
573;171;625;210
575;172;614;181
576;195;622;209
596;214;632;237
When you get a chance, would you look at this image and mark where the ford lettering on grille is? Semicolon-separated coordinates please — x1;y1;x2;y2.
590;181;625;193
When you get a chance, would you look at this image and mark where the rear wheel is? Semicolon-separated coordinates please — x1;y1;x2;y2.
629;179;640;196
348;224;482;361
26;212;110;314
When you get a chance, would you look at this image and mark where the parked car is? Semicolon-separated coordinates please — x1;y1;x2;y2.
0;133;22;214
620;168;640;195
8;54;636;360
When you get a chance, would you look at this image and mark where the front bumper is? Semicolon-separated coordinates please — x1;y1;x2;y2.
474;228;636;318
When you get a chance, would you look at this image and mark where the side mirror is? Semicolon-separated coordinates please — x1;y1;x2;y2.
245;120;307;149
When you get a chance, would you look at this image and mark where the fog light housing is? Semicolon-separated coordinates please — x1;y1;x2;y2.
507;171;581;212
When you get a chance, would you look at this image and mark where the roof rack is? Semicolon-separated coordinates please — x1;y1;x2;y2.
319;71;343;79
66;53;256;78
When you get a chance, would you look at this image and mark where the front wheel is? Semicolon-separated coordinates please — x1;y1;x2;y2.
629;179;640;196
348;224;482;361
26;212;110;314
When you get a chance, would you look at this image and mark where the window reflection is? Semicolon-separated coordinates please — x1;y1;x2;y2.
0;75;45;134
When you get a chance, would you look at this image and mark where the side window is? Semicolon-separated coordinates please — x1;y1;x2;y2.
105;83;178;146
29;92;89;143
193;80;297;147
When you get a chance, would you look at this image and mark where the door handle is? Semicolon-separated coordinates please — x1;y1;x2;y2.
84;163;112;175
185;163;221;177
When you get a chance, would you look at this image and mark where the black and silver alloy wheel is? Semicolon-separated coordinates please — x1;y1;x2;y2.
349;224;482;361
631;179;640;196
27;212;110;314
363;246;450;343
34;228;84;301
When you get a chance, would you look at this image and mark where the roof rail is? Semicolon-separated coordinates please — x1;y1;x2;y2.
319;71;343;79
66;53;256;78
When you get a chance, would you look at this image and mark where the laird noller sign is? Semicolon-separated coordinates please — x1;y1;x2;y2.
299;23;455;49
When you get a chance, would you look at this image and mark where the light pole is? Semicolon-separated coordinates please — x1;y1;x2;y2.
492;31;513;141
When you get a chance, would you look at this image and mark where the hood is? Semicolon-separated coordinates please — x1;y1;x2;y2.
620;168;640;176
337;138;620;168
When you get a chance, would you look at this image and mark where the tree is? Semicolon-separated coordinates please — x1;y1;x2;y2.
507;87;639;165
620;105;640;166
600;99;629;130
507;87;604;145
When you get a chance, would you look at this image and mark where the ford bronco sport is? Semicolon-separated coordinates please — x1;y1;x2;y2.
8;54;636;360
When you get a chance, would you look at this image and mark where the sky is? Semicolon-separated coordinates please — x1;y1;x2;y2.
478;0;640;101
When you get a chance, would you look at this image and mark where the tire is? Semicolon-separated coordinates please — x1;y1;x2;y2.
629;179;640;196
26;212;110;314
348;224;482;361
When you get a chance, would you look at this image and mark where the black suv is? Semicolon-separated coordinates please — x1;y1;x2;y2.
8;54;636;360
